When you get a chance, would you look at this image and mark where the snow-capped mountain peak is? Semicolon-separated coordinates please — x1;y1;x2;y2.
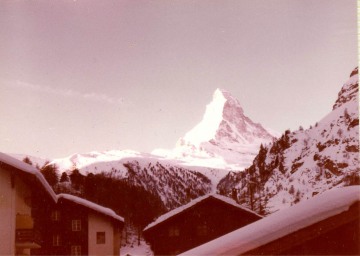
153;88;276;171
179;88;244;147
179;88;273;148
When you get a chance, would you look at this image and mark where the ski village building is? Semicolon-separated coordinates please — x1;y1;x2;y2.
0;152;124;256
38;194;124;255
0;152;57;256
143;194;262;255
181;186;360;255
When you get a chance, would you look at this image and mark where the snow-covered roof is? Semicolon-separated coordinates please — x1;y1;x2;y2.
57;193;124;223
144;193;262;232
180;186;360;256
0;152;124;223
0;152;57;202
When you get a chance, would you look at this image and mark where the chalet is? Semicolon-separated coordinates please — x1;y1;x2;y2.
0;152;57;256
38;193;124;256
0;152;125;256
181;186;360;255
143;194;262;255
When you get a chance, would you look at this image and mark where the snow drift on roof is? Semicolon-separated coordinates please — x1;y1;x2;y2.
0;152;124;223
180;186;360;256
0;152;57;202
57;193;124;223
144;193;261;232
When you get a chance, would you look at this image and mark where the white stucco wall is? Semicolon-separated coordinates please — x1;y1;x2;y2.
0;169;16;255
15;177;33;256
0;168;33;256
15;177;32;216
88;212;115;256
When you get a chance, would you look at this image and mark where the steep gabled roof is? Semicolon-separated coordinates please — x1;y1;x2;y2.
180;186;360;256
144;193;262;232
0;152;125;224
57;193;124;223
0;152;57;202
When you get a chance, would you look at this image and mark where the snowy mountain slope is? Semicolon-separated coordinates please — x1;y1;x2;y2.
45;150;215;209
12;87;274;212
42;88;276;207
153;88;276;170
218;67;359;214
10;153;50;168
49;149;228;186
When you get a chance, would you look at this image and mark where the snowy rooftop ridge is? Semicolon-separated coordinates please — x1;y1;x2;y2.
0;152;124;223
0;151;57;202
57;193;124;223
180;186;360;256
144;193;262;232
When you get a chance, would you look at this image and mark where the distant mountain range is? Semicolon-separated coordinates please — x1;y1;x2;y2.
13;67;359;214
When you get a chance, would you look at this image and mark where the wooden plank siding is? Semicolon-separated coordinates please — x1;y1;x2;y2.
245;202;360;255
144;196;261;255
34;199;89;255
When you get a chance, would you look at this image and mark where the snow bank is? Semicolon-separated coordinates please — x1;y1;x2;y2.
180;186;360;255
0;151;57;202
57;193;124;223
144;193;261;232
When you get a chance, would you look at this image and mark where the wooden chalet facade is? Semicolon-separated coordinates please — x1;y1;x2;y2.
36;194;124;256
0;152;125;256
0;152;57;256
181;186;360;256
143;194;262;255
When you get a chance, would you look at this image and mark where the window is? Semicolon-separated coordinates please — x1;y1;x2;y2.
96;232;106;244
51;210;60;221
168;226;180;237
197;224;208;236
71;245;81;256
72;220;81;231
52;234;61;246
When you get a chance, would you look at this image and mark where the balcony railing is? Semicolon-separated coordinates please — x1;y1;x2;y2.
16;229;41;244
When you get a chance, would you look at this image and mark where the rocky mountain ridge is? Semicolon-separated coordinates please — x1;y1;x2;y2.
21;88;275;210
218;67;359;214
14;68;359;216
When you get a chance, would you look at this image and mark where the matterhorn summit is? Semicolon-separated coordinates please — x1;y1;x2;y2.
154;88;276;171
180;88;274;146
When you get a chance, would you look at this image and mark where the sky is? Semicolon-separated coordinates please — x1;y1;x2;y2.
0;0;357;159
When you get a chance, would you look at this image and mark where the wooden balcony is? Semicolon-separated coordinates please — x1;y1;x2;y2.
16;214;34;229
15;231;41;256
15;214;41;251
16;229;41;244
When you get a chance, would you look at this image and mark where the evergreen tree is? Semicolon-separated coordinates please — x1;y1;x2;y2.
231;188;238;202
40;163;59;188
22;156;33;165
84;173;97;201
60;172;69;183
337;128;343;138
69;168;85;191
344;108;350;120
248;176;257;211
289;185;295;195
257;144;268;180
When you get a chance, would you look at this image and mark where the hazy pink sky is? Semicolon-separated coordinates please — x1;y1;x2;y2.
0;0;357;159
